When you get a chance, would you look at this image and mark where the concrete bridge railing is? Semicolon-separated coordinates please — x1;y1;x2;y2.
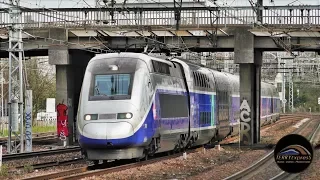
0;6;319;29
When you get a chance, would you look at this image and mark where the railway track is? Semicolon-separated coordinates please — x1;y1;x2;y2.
224;115;320;180
20;114;311;180
221;114;308;145
3;146;81;161
22;148;201;180
0;132;57;144
270;119;320;180
15;157;84;170
8;113;309;179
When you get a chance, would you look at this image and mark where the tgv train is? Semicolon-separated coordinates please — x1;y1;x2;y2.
76;53;280;162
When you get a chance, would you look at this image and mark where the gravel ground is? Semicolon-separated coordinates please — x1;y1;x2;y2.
3;151;81;168
248;119;319;180
300;122;320;180
260;118;309;145
1;143;63;154
80;118;312;180
2;117;311;180
1;151;83;179
2;162;86;180
81;147;268;180
299;149;320;180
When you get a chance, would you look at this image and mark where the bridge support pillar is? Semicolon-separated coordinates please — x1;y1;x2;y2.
234;28;262;145
48;28;74;146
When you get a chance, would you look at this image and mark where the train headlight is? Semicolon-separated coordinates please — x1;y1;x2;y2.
109;65;118;71
117;113;133;119
125;113;133;119
84;114;98;120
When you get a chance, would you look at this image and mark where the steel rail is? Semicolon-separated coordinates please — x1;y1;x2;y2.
223;115;314;180
221;115;308;146
22;148;200;180
23;115;309;180
0;132;56;141
23;167;89;180
0;135;58;144
3;146;81;161
15;158;84;170
271;118;320;180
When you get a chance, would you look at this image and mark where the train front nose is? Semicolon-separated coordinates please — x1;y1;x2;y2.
79;121;134;148
78;101;140;148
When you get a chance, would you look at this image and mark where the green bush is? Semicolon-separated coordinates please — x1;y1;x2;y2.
23;164;34;173
0;164;8;177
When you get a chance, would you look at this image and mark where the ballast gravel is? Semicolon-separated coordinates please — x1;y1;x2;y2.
4;116;313;180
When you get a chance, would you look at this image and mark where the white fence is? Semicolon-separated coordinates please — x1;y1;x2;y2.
0;112;57;129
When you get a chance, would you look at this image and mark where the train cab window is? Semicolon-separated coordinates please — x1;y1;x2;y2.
94;74;131;95
89;73;133;101
152;60;170;75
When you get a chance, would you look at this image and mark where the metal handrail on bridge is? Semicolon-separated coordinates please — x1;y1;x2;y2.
0;5;319;28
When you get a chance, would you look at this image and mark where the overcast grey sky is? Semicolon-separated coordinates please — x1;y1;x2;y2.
1;0;319;8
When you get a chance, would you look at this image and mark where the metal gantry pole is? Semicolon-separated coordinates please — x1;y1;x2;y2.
281;58;286;113
288;59;294;112
8;0;24;153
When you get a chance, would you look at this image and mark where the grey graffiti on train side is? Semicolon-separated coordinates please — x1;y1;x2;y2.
240;99;251;144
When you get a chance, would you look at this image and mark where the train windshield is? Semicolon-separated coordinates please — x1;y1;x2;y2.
94;74;131;96
87;57;140;101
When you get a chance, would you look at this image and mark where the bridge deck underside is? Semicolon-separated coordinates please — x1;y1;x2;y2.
0;28;318;58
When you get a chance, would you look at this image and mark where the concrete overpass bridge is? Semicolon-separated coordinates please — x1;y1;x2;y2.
0;4;319;56
1;4;320;147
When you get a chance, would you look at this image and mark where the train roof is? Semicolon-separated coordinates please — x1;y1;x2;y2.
93;52;150;60
92;53;276;87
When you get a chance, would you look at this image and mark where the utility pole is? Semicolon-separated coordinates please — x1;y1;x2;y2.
280;58;286;113
8;0;24;153
288;58;294;112
257;0;263;23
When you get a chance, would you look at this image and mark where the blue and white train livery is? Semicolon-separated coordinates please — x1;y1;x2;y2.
76;53;280;163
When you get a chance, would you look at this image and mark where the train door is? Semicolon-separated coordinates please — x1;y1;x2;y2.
171;61;192;142
225;74;233;129
224;73;232;135
211;71;230;139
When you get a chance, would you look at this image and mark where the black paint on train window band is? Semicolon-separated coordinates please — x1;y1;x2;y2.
152;60;171;75
159;94;188;118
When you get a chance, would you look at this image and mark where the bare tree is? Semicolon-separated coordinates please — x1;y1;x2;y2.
25;57;56;123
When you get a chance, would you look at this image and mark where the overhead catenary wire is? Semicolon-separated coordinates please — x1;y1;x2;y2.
0;1;200;57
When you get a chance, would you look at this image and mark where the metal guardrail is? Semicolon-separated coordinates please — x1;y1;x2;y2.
0;6;319;28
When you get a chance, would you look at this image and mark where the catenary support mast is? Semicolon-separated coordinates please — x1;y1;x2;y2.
8;0;24;153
